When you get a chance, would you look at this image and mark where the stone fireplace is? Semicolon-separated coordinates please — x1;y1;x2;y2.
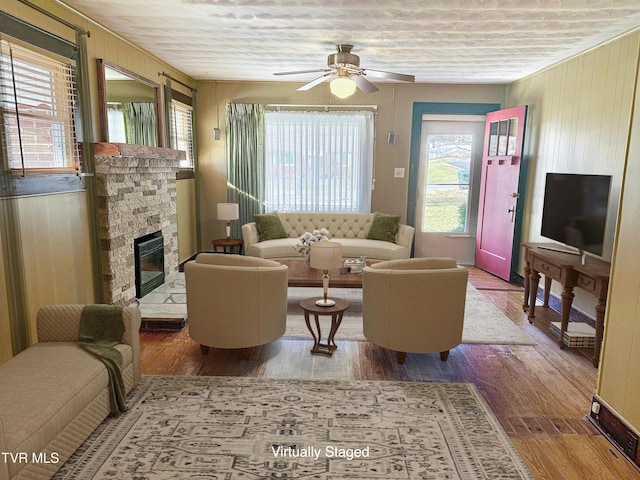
94;143;183;305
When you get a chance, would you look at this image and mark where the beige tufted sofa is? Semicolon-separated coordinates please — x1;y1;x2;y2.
0;305;141;480
242;212;415;260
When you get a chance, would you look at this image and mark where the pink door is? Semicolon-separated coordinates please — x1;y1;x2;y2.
475;105;527;280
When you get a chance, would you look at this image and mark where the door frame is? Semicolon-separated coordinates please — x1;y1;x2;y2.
407;103;501;254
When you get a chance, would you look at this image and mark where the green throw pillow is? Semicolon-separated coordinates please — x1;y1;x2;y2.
254;212;287;241
367;212;400;243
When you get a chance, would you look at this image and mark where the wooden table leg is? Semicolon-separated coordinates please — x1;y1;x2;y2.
326;312;344;351
307;312;337;356
559;285;575;349
543;276;552;307
523;259;531;313
527;269;540;321
303;311;319;351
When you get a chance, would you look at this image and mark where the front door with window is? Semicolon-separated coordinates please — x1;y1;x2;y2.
414;117;485;263
474;105;528;281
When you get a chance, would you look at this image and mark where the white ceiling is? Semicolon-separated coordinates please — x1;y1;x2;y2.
62;0;640;85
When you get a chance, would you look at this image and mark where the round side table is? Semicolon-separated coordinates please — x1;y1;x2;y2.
299;297;349;356
211;238;243;254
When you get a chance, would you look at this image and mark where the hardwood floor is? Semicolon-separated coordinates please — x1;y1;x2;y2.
139;266;640;480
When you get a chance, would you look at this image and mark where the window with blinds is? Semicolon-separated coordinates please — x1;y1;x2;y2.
0;39;79;173
264;110;374;212
169;99;194;168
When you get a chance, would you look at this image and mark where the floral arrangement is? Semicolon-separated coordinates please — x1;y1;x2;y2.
293;228;330;256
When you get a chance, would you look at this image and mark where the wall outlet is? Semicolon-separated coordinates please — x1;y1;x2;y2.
394;168;405;178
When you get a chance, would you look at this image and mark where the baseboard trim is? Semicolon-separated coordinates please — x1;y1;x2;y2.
589;394;640;471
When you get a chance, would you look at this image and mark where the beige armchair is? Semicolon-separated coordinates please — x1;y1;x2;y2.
362;257;468;364
185;253;288;355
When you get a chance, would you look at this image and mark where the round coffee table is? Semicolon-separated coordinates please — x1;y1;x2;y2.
299;297;349;356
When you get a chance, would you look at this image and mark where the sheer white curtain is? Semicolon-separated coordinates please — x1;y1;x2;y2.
264;110;374;212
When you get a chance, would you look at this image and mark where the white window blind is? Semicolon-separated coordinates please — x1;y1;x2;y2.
170;99;194;168
0;39;79;172
264;110;374;212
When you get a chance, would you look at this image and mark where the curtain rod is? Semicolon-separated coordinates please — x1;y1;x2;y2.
19;0;89;36
159;72;196;93
266;104;377;111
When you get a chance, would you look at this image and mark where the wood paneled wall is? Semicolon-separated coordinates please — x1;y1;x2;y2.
17;191;95;344
598;62;640;428
506;32;640;315
507;31;640;431
177;179;197;263
0;215;13;363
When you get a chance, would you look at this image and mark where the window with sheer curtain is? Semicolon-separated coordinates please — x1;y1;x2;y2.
264;110;374;212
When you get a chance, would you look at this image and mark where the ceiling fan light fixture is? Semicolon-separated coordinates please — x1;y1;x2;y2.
330;76;357;99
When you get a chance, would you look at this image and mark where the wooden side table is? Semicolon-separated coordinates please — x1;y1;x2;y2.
211;238;243;254
522;242;610;367
299;297;349;356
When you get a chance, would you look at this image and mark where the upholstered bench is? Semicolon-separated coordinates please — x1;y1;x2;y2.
0;305;141;480
242;212;415;260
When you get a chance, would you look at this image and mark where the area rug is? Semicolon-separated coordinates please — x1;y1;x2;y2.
286;285;536;345
53;375;533;479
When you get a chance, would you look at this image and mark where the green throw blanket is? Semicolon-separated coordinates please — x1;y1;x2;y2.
79;305;127;416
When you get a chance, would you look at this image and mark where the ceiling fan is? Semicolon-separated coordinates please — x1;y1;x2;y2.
273;44;415;98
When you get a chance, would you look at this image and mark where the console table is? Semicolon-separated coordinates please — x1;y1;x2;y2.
521;242;611;367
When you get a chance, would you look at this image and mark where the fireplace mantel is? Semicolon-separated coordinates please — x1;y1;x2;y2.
94;142;184;160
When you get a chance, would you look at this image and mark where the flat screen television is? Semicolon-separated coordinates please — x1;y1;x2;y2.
540;173;612;256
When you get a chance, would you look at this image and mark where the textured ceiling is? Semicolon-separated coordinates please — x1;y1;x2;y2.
62;0;640;84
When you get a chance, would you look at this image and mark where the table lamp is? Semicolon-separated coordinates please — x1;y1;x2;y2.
310;241;343;307
217;203;239;240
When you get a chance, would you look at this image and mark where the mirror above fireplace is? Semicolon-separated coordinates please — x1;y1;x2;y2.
97;59;162;147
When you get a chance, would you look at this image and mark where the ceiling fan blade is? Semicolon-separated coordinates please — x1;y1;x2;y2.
297;73;334;91
273;68;331;76
351;74;379;94
362;69;415;82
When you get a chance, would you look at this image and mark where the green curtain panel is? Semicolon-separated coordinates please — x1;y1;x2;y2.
225;103;265;238
123;102;157;147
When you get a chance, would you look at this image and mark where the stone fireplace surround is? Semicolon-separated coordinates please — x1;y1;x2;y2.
94;142;183;305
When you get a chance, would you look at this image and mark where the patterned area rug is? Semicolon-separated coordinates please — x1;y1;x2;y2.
54;376;533;479
287;285;537;345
